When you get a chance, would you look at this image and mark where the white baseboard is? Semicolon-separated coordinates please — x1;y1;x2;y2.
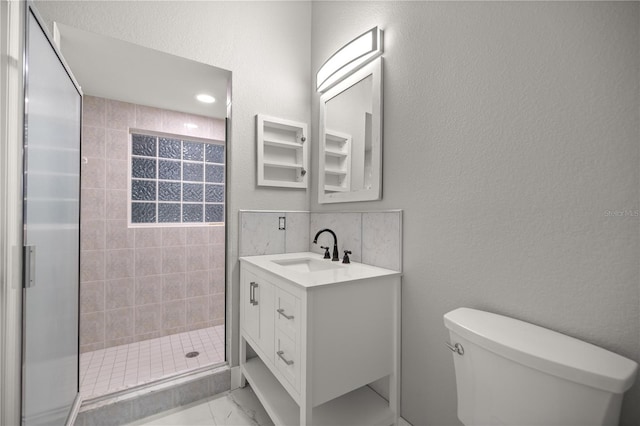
230;365;243;389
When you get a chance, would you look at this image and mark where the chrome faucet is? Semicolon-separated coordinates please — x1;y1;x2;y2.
313;228;339;261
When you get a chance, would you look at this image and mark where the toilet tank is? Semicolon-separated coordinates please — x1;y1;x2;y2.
443;308;638;426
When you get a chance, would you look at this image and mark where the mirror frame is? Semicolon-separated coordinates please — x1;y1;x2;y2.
318;57;383;204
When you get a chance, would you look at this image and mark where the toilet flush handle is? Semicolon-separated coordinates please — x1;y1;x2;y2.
445;342;464;356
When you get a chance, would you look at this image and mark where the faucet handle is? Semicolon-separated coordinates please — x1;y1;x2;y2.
342;250;352;264
320;246;331;259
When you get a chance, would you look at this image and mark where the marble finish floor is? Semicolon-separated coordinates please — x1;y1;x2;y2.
80;325;225;399
127;386;273;426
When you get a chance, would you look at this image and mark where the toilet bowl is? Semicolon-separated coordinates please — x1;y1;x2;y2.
444;308;638;426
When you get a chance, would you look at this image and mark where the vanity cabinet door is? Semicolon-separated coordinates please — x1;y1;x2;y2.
241;269;275;363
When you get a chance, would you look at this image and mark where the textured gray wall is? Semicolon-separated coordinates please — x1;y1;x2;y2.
310;2;639;425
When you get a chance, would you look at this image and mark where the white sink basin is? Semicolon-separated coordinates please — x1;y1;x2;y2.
272;257;345;273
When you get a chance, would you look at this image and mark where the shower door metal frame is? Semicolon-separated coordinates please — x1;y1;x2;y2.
0;1;26;425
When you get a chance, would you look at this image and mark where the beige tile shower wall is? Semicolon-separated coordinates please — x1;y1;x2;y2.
80;95;226;353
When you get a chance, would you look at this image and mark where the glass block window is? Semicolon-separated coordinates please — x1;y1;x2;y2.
130;133;225;225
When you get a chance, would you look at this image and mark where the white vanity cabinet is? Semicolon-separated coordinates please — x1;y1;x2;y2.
239;253;401;426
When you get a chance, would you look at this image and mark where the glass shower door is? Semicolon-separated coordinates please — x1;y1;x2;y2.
22;6;82;425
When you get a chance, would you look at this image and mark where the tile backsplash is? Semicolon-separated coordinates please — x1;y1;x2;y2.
309;212;363;262
239;212;286;256
239;210;402;272
361;212;403;271
239;211;310;256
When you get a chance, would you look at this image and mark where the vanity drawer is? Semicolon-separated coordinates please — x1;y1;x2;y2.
275;288;299;339
275;331;300;391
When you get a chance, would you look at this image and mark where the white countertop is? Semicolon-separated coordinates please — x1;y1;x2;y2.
239;252;401;288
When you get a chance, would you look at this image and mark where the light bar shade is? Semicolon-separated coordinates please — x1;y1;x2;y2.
316;27;383;93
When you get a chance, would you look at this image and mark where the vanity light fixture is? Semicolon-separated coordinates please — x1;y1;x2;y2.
316;26;383;93
196;93;215;103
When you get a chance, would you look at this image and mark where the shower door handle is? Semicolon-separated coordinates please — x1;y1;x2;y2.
24;245;36;288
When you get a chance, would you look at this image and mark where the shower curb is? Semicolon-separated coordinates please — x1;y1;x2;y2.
73;363;231;426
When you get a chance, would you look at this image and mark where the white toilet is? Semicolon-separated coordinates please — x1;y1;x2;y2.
444;308;638;426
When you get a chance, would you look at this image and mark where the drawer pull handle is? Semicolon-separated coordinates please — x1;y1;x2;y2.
277;308;294;320
277;350;294;365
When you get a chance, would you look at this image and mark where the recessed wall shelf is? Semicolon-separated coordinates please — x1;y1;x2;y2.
323;129;351;193
257;114;309;189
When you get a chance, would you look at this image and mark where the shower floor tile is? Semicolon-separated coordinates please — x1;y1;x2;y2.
80;325;225;399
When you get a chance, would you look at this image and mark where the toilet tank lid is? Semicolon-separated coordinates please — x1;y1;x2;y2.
444;308;638;394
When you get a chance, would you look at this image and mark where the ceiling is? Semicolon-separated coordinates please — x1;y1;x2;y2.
56;23;230;119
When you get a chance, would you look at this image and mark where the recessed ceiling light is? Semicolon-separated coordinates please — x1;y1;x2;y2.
196;94;215;104
184;123;198;129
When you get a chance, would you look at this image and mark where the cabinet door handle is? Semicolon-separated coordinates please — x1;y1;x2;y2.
250;282;258;306
276;308;294;320
277;350;294;365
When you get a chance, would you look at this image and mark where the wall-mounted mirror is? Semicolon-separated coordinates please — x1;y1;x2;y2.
318;58;382;203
